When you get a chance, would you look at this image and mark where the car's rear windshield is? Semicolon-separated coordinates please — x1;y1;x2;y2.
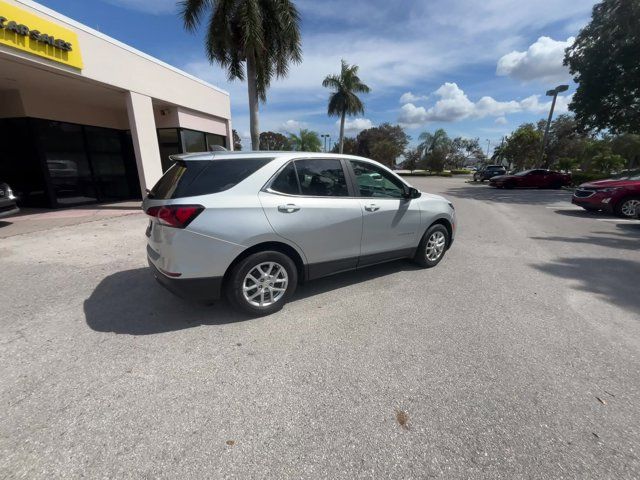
149;158;273;199
486;166;504;170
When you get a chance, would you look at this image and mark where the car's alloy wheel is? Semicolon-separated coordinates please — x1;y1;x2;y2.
226;251;297;316
242;262;288;307
425;231;446;261
619;198;640;218
414;224;450;268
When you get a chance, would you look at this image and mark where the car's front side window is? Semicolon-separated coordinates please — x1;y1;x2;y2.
293;159;349;197
350;160;405;198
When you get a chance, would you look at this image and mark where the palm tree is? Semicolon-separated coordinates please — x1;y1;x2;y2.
180;0;302;150
322;60;370;154
418;129;451;172
418;129;451;157
288;129;322;152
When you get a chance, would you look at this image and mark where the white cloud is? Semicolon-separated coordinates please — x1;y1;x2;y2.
340;118;374;134
520;93;573;115
398;82;573;127
496;36;574;82
280;120;304;133
399;92;429;104
102;0;176;14
178;0;594;138
495;116;508;125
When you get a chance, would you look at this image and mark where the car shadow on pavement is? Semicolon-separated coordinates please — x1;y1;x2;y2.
531;257;640;314
445;185;573;205
531;229;640;251
84;261;421;335
84;268;248;335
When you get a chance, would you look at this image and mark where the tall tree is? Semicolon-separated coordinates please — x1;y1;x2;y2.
564;0;640;134
403;148;421;173
331;137;357;155
259;131;291;150
356;123;408;161
449;137;485;169
180;0;302;150
232;129;242;151
500;124;543;171
542;115;590;167
288;129;322;152
322;60;370;153
418;129;451;171
610;133;640;169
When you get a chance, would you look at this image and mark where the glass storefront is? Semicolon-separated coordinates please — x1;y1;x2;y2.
0;118;49;207
0;118;229;208
0;117;141;208
157;127;228;172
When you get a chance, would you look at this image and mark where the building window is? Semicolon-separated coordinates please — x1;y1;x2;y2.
34;120;98;206
85;126;137;201
157;128;181;172
181;129;206;153
206;132;226;150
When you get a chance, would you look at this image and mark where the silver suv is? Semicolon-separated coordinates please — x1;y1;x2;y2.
143;152;456;315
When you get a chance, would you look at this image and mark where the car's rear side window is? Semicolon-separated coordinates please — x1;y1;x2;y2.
270;159;349;197
150;158;273;199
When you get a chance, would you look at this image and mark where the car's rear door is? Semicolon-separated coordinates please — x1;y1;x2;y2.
347;160;421;266
259;158;363;279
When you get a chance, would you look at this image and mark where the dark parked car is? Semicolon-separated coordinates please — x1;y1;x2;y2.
473;165;506;182
572;170;640;218
0;182;20;219
489;169;571;189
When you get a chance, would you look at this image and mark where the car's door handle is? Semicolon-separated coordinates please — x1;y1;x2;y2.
364;204;380;212
278;204;300;213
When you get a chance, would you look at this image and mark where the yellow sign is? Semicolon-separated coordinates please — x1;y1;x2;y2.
0;1;82;69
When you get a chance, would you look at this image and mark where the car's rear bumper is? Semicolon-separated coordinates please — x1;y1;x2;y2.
148;258;223;303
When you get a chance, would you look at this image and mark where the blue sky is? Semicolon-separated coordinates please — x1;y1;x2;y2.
38;0;596;152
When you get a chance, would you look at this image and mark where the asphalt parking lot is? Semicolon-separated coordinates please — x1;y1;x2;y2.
1;176;639;479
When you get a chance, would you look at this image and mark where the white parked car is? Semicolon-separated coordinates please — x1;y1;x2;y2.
143;152;456;315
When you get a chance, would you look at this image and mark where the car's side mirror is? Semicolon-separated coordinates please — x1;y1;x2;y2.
403;186;421;199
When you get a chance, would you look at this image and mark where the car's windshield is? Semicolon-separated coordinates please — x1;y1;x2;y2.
610;170;640;181
514;170;533;176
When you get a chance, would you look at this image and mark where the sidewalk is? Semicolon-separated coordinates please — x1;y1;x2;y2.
0;201;143;238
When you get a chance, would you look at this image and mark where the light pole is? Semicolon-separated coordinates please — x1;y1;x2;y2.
486;139;491;157
321;134;330;153
538;84;569;167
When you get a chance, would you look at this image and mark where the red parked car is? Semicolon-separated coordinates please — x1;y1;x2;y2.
489;169;571;189
572;170;640;218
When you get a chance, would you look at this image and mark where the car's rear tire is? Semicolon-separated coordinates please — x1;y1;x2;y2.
504;181;515;189
615;197;640;219
225;251;297;316
414;224;450;268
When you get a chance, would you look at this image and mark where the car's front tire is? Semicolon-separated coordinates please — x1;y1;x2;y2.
226;251;298;316
615;197;640;219
414;224;450;268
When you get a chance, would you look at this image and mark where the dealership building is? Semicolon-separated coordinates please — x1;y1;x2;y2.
0;0;232;208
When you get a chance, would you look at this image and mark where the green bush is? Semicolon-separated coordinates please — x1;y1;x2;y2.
449;169;472;175
570;171;610;186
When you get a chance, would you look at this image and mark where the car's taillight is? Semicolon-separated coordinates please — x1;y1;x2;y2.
145;205;204;228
